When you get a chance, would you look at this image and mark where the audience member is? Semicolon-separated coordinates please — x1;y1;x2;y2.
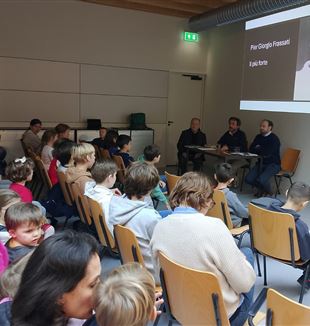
0;190;21;244
177;118;207;174
11;230;101;325
40;129;58;171
245;119;281;196
115;134;134;168
0;147;7;177
92;127;107;149
4;203;43;263
66;143;96;193
109;162;161;282
151;172;255;326
103;130;119;156
86;263;157;326
214;163;248;227
139;145;170;210
0;252;32;326
85;159;121;224
55;123;71;140
22;118;42;154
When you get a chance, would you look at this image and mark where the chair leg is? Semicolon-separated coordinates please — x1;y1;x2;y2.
263;256;267;286
256;253;261;277
288;176;293;186
240;167;246;192
274;176;280;196
299;264;310;303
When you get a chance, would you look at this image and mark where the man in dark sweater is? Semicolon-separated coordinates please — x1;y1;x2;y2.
177;118;207;174
245;119;280;196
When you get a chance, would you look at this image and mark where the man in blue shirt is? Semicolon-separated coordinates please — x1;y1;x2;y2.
245;119;281;196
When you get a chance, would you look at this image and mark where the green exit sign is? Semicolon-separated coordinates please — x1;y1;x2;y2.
183;31;199;42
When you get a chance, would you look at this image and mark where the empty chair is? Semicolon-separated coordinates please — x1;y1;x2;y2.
112;154;126;184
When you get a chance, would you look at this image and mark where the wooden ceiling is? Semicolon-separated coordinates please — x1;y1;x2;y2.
81;0;242;18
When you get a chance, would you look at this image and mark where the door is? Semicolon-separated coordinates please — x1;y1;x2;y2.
166;72;205;165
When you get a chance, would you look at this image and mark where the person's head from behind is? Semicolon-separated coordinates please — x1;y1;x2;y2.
260;119;273;135
95;263;156;326
41;129;58;147
0;252;32;299
5;157;34;183
117;134;132;153
71;143;96;169
99;127;107;140
55;139;76;167
228;117;241;133
91;159;118;188
124;162;159;200
11;230;101;324
104;130;119;148
55;123;71;140
214;163;235;187
170;172;213;215
0;189;21;226
29;119;42;135
286;182;310;212
5;202;43;247
143;145;161;164
190;118;200;134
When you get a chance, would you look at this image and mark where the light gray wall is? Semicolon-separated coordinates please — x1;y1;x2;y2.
204;22;310;184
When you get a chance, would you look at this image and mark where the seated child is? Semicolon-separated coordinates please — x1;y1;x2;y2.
109;162;161;282
66;143;96;194
267;182;310;288
214;163;248;227
85;263;157;326
40;129;58;171
85;159;121;221
139;145;170;210
55;123;71;140
115;135;134;168
0;252;32;326
4;202;44;263
0;190;21;244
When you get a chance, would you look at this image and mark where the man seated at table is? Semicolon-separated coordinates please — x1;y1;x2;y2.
245;119;281;197
217;117;248;184
177;118;207;174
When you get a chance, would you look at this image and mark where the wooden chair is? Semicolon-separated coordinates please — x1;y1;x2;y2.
207;189;249;247
274;148;301;195
87;197;118;257
112;155;126;184
100;148;111;159
164;171;180;194
248;203;310;303
92;144;102;160
265;288;310;326
34;157;52;190
70;182;92;225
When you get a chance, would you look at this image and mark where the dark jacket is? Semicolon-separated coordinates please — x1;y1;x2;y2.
218;129;247;152
177;128;207;153
0;300;11;326
249;133;280;165
83;315;98;326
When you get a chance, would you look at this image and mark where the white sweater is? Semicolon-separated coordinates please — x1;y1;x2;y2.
150;212;256;316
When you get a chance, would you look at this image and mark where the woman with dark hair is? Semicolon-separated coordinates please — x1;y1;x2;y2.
11;230;101;326
103;130;119;156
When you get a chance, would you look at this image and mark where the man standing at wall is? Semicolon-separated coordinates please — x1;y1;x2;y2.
177;118;207;174
22;118;42;154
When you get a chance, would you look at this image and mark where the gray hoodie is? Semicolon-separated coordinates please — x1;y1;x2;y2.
109;195;161;283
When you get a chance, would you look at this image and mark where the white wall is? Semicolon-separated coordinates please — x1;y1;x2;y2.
204;22;310;185
0;0;208;165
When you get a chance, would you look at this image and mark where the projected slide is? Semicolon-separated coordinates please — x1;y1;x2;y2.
240;5;310;113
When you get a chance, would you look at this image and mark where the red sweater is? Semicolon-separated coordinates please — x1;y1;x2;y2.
9;183;33;203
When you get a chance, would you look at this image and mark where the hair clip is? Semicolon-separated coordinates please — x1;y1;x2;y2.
14;156;27;164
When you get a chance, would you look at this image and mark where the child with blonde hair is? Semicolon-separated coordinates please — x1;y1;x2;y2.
66;143;96;193
85;263;157;326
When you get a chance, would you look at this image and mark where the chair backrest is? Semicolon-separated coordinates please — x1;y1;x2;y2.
207;189;233;229
158;252;229;326
100;148;111;160
112;155;126;184
280;148;301;173
266;288;310;326
34;158;53;190
164;171;180;194
114;224;144;265
248;203;300;261
87;197;115;249
20;140;30;157
92;144;102;160
70;182;92;225
57;171;73;206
